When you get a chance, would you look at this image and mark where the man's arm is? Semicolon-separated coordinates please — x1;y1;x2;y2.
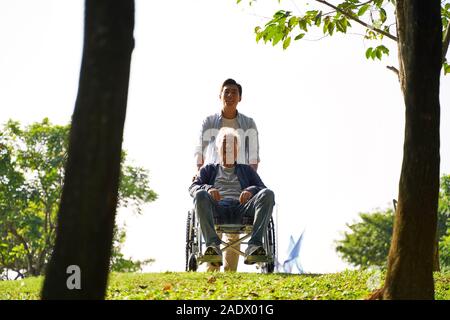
195;116;214;170
243;166;267;196
248;118;260;168
188;166;214;197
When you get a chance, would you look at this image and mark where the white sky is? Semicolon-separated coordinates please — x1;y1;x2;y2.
1;0;449;274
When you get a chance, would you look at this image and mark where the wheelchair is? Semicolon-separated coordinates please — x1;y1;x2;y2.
185;208;276;273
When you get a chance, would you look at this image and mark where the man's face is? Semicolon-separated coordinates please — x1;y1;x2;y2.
220;85;241;108
222;135;238;165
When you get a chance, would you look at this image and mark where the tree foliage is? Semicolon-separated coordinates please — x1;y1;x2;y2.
439;175;450;269
242;0;450;74
336;209;394;268
0;119;157;279
336;175;450;269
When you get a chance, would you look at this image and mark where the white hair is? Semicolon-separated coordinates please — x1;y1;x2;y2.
216;127;241;163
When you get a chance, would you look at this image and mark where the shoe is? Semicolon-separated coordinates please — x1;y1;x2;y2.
204;245;222;266
244;246;267;265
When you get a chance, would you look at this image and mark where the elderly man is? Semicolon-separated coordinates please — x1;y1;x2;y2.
189;128;275;267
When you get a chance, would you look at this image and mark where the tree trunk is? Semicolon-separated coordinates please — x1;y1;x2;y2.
382;0;442;299
433;231;440;272
41;0;134;299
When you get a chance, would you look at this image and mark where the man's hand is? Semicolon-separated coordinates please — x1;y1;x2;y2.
208;188;221;201
239;190;252;204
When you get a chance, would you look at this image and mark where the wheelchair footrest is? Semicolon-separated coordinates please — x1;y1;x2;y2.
215;224;252;234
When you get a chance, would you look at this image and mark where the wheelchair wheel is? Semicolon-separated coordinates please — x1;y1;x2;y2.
185;210;197;271
188;253;198;272
261;216;276;274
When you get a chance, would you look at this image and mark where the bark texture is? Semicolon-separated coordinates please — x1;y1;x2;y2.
383;0;442;300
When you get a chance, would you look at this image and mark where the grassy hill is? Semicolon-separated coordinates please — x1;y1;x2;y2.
1;270;449;300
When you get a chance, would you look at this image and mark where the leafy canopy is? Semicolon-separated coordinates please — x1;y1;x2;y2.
239;0;450;74
0;119;157;279
336;174;450;269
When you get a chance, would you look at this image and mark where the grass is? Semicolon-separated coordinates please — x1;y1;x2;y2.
0;270;449;300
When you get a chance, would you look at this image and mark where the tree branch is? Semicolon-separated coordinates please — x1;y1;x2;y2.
322;0;375;17
387;65;399;77
6;222;34;274
7;224;30;255
315;0;398;42
36;248;47;275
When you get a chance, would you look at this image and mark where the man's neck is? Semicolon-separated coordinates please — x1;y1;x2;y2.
221;106;237;119
222;163;235;169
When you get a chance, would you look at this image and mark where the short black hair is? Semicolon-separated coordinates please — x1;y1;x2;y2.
221;78;242;98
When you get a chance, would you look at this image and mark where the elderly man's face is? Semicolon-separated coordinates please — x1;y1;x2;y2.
221;135;238;166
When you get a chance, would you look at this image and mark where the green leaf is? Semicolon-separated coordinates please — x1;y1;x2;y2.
374;0;383;7
375;48;382;60
341;18;348;32
294;33;305;40
272;31;284;46
358;4;370;16
305;10;319;16
278;17;287;28
377;45;389;55
263;24;277;43
288;16;299;28
283;37;291;50
336;20;343;33
256;31;263;43
314;11;322;26
380;8;387;23
273;10;287;20
365;48;372;60
323;19;329;34
444;62;450;75
263;31;271;44
327;22;335;36
370;48;377;60
336;19;348;33
299;19;308;31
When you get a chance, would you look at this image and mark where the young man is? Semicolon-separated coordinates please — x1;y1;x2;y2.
189;128;274;267
195;78;260;171
194;78;261;271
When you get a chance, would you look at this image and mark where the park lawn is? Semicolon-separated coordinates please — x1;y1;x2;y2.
0;270;449;300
